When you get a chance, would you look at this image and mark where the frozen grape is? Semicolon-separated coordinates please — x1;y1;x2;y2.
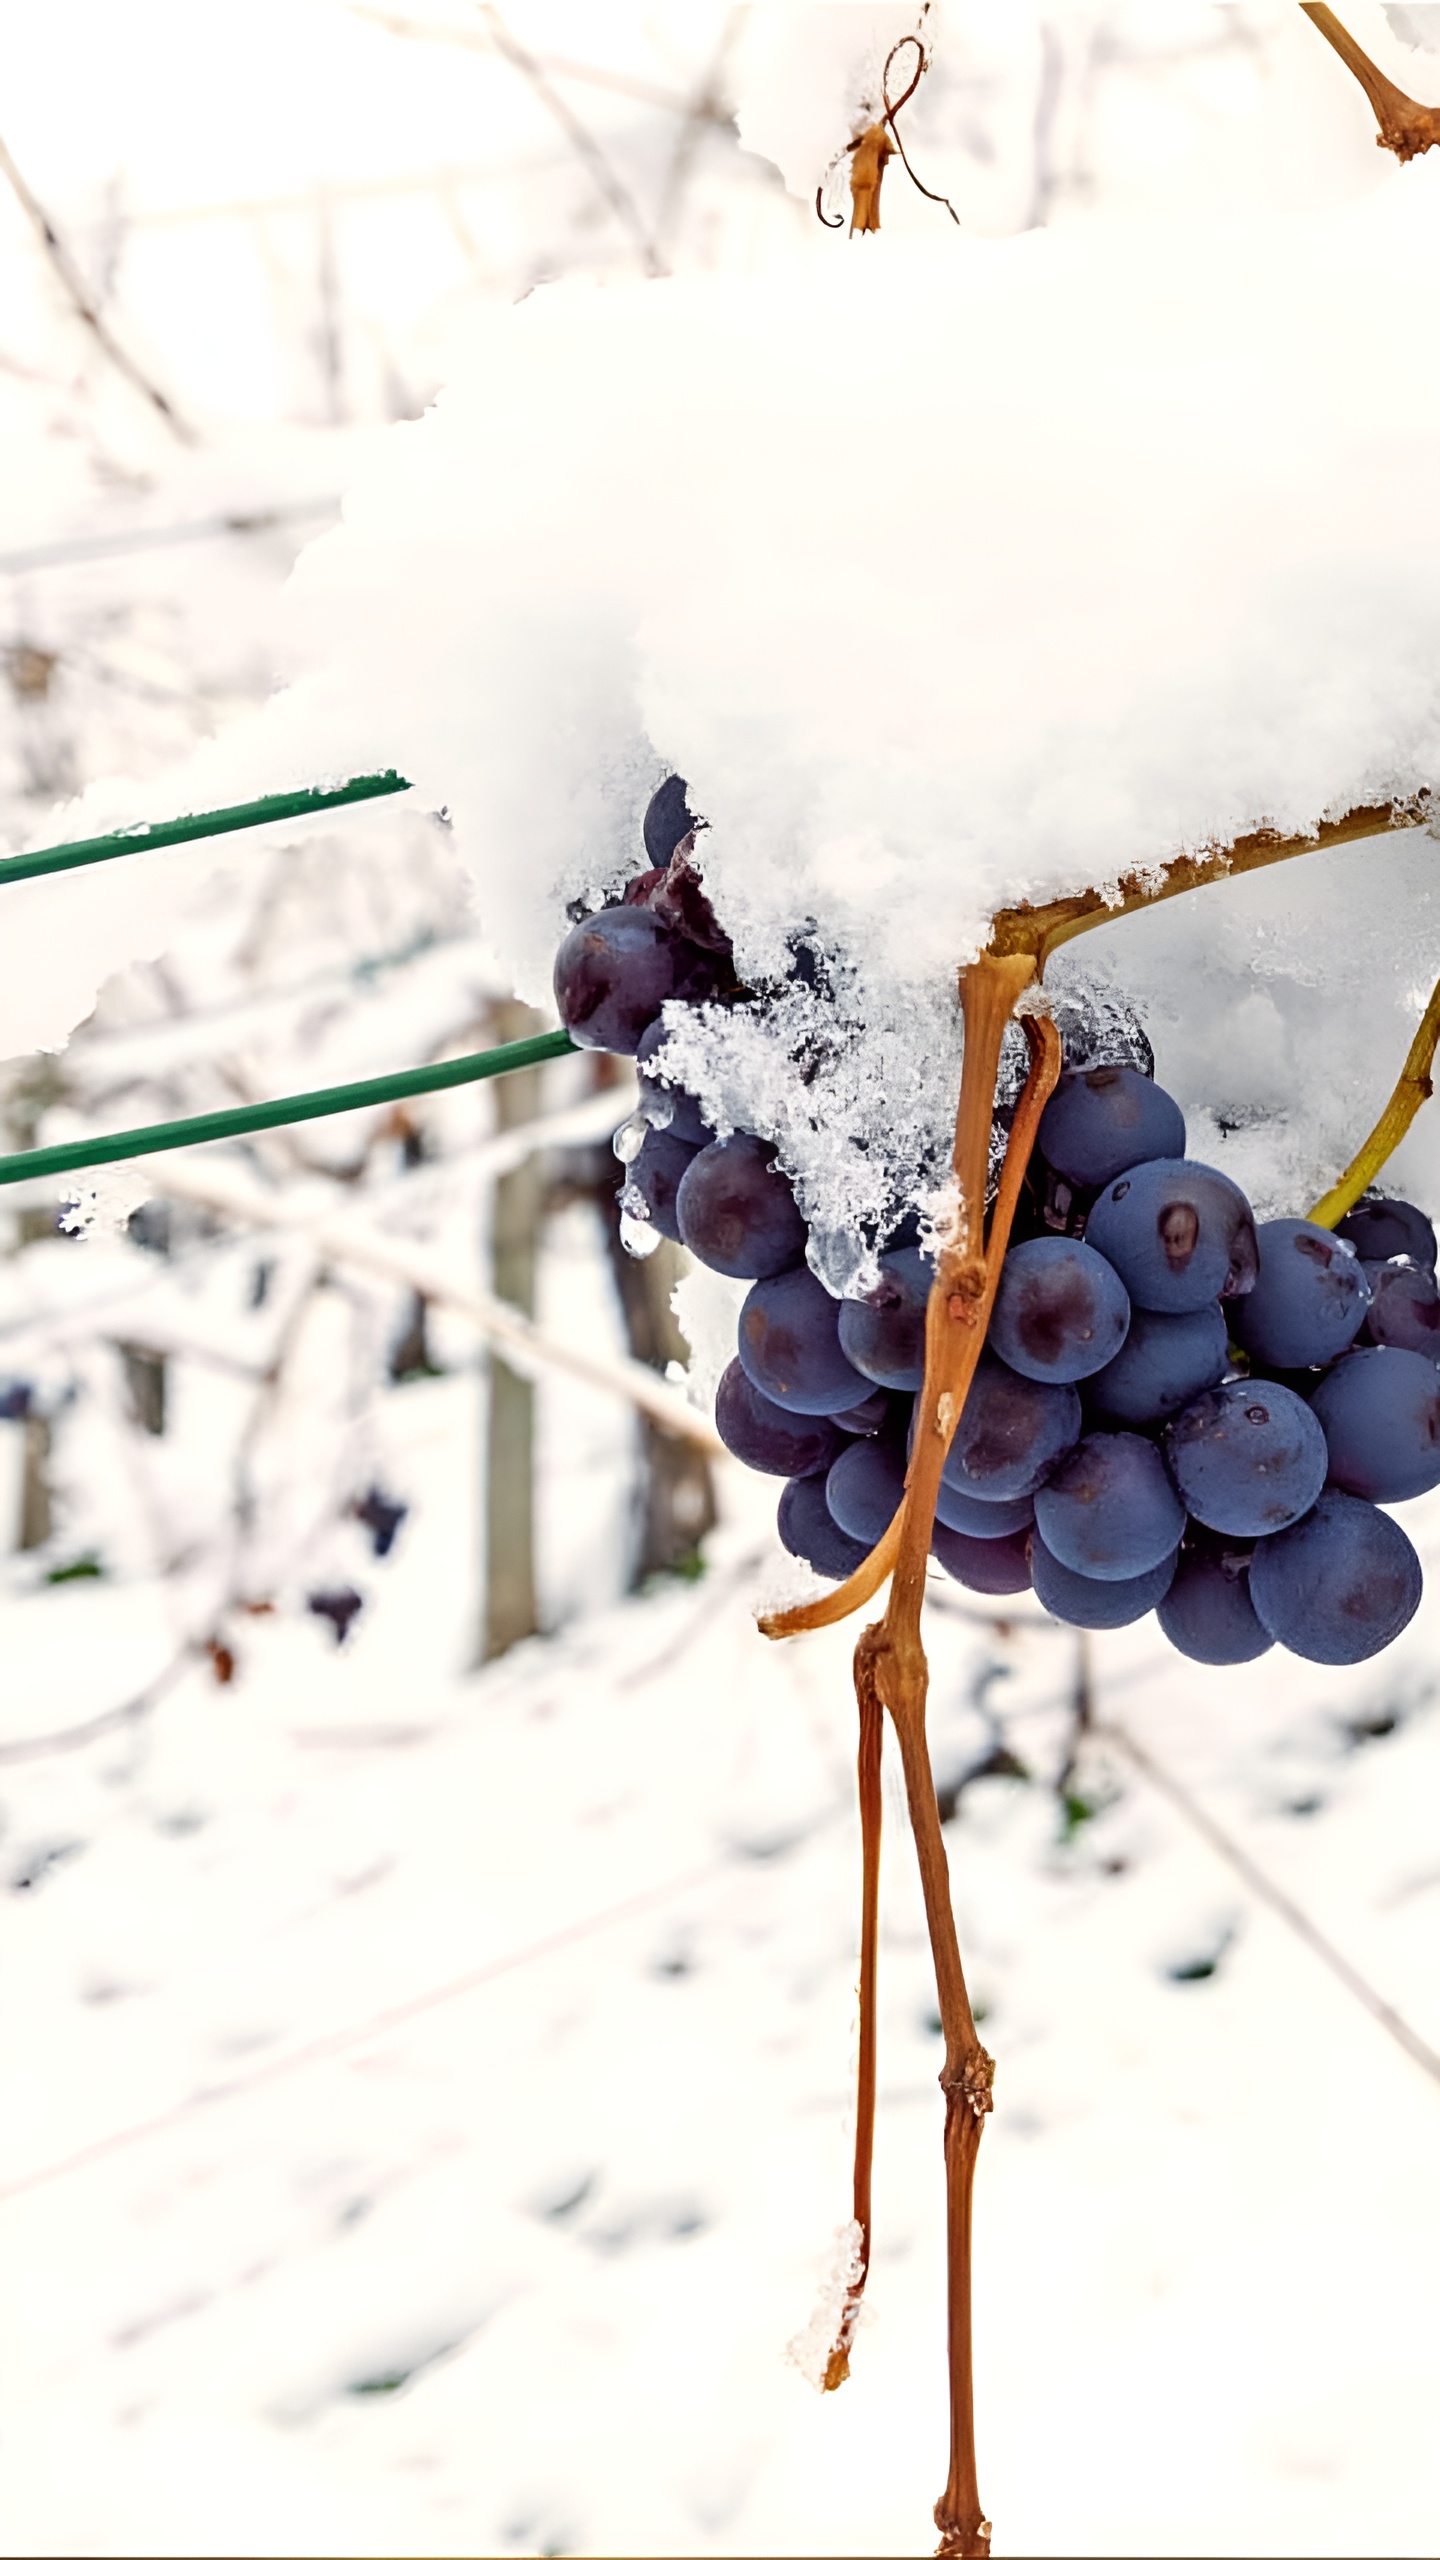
627;1128;701;1243
553;906;724;1054
930;1522;1032;1595
988;1237;1130;1384
1037;1066;1185;1188
778;1474;868;1581
642;773;699;869
677;1135;808;1280
934;1480;1035;1540
1030;1536;1176;1628
1157;1538;1273;1664
1233;1218;1370;1371
1309;1346;1440;1503
1086;1302;1229;1425
1363;1259;1440;1356
635;1020;715;1148
1163;1379;1327;1537
1249;1491;1422;1665
940;1353;1082;1505
826;1435;906;1545
1085;1159;1259;1313
738;1265;870;1415
1033;1431;1184;1581
1336;1195;1436;1273
714;1361;845;1479
837;1246;931;1393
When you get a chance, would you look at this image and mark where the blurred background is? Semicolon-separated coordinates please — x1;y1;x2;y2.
2;8;1439;2556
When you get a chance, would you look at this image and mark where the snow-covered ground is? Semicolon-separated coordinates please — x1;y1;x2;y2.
3;1382;1438;2558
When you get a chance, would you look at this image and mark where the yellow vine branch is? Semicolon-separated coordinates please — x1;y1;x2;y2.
1310;968;1440;1227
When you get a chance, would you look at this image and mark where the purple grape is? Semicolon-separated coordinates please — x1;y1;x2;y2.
1336;1195;1436;1273
643;773;699;869
628;1128;701;1243
677;1135;808;1280
833;1385;895;1435
1086;1302;1230;1425
1030;1535;1176;1628
930;1522;1033;1595
1163;1379;1328;1537
714;1361;845;1479
1085;1159;1259;1314
1363;1260;1440;1356
988;1237;1131;1385
837;1247;932;1393
933;1480;1035;1540
1248;1490;1422;1665
1037;1066;1186;1187
1033;1431;1184;1581
940;1353;1082;1505
778;1474;869;1581
1157;1538;1273;1664
1233;1218;1370;1371
825;1435;906;1545
738;1265;870;1416
554;906;724;1054
1309;1346;1440;1503
635;1020;715;1149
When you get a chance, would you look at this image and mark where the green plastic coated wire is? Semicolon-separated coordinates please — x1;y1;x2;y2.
0;770;412;886
0;1029;578;1190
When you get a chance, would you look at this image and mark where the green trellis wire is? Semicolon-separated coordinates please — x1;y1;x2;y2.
0;772;581;1189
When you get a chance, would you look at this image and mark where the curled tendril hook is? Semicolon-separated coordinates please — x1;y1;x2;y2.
882;36;961;224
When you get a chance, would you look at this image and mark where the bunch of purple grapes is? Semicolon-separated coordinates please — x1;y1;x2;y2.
554;781;1438;1667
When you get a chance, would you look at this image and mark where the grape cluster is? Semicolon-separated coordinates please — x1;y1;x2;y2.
555;782;1435;1669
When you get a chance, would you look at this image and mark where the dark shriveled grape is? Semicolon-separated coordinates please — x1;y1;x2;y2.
1336;1195;1437;1273
1033;1432;1184;1581
1363;1259;1440;1356
1030;1536;1176;1628
1085;1159;1259;1314
930;1523;1033;1595
553;906;724;1054
677;1135;808;1281
739;1265;870;1416
988;1237;1131;1384
1309;1346;1440;1503
778;1473;869;1581
627;1128;701;1243
1086;1302;1229;1426
1249;1491;1422;1665
1157;1538;1273;1664
714;1361;845;1479
837;1246;932;1393
1234;1218;1370;1371
1163;1379;1328;1538
643;773;700;869
1037;1066;1186;1188
940;1353;1082;1505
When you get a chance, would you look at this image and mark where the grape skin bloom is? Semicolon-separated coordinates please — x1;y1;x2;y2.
738;1265;870;1416
1086;1302;1229;1425
1157;1541;1273;1665
1032;1431;1184;1581
714;1360;846;1478
837;1246;931;1393
1234;1218;1370;1371
940;1353;1082;1505
677;1134;808;1281
1030;1535;1176;1628
1163;1379;1328;1538
1085;1158;1259;1314
1249;1490;1422;1665
778;1473;868;1581
1037;1065;1186;1188
552;905;725;1054
1309;1346;1440;1504
988;1236;1130;1385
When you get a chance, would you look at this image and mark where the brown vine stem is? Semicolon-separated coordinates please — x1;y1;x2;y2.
1309;967;1440;1227
1301;5;1440;161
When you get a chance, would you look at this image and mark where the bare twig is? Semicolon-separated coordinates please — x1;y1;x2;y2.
0;1644;193;1765
0;129;193;440
1301;4;1440;159
1101;1716;1440;2091
474;3;665;276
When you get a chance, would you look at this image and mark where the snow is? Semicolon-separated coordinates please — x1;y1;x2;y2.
3;1426;1440;2557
